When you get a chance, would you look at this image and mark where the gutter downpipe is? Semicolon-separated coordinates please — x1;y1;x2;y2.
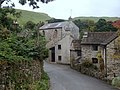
103;45;107;77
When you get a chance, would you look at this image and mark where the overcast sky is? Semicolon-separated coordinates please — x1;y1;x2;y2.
10;0;120;19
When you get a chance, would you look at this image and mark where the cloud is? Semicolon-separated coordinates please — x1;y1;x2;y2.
12;0;120;19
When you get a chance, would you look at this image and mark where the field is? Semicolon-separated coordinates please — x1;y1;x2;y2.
11;9;51;25
73;16;120;22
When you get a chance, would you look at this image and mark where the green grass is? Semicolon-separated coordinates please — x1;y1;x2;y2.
21;71;50;90
10;9;120;25
11;9;51;25
73;16;120;22
30;71;50;90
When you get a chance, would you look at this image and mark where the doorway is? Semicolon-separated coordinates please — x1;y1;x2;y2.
50;47;55;62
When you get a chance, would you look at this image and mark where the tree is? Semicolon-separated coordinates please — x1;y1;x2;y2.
73;19;96;32
0;0;54;9
73;19;96;39
24;21;36;30
47;18;65;23
0;8;21;31
0;0;49;61
95;19;117;32
0;0;49;89
0;0;49;62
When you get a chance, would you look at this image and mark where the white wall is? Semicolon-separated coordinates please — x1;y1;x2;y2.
55;34;73;64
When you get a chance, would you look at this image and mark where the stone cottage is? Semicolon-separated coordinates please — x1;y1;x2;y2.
39;21;79;64
81;32;120;79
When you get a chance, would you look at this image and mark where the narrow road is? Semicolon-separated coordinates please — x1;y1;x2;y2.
44;62;119;90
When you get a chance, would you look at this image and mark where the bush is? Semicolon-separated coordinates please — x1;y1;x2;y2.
112;77;120;88
81;59;93;68
80;59;99;77
81;59;98;70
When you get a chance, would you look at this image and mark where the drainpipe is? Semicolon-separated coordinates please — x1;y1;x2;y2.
61;28;62;39
103;45;107;77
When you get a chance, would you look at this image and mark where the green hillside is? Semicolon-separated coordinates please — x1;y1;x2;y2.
73;17;120;22
12;9;51;25
11;9;120;25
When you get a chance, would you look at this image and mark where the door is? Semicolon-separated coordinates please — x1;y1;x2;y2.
50;47;55;62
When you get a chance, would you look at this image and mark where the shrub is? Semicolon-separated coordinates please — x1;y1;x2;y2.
29;72;50;90
81;59;93;68
112;77;120;88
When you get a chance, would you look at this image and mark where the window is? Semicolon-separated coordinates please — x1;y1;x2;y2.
58;56;62;61
77;50;81;56
58;45;61;50
92;58;98;64
92;45;98;51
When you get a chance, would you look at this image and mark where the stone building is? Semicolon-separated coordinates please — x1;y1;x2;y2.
70;40;81;67
81;32;120;79
39;21;79;64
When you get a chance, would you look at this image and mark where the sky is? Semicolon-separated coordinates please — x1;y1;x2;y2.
7;0;120;19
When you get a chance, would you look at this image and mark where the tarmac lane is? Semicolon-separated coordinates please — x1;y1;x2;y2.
44;62;119;90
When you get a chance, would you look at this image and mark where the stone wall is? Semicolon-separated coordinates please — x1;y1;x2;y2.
106;36;120;81
70;50;81;68
45;28;63;48
70;60;105;79
0;60;43;90
81;45;99;62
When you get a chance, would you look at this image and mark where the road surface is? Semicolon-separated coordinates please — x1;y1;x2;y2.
44;62;119;90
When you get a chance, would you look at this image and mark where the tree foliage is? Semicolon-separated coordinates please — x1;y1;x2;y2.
95;19;117;32
0;8;48;61
0;8;21;30
73;19;96;39
0;0;54;9
47;18;65;23
73;19;96;32
73;18;118;32
24;21;36;30
0;1;49;89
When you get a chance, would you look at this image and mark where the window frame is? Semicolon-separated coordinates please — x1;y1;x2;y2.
92;45;98;51
58;56;62;61
77;50;81;56
92;58;98;64
58;45;61;50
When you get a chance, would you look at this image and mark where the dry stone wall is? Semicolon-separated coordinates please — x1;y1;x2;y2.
0;60;43;90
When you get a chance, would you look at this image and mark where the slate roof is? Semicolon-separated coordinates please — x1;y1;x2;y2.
81;32;117;45
39;21;72;30
101;32;118;45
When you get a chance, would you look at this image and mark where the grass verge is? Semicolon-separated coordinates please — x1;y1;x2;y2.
29;71;50;90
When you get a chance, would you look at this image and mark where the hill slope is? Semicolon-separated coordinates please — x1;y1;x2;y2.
73;17;120;22
11;9;120;25
12;9;51;25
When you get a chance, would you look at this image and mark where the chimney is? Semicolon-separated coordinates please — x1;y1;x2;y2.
83;32;88;38
68;16;72;21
